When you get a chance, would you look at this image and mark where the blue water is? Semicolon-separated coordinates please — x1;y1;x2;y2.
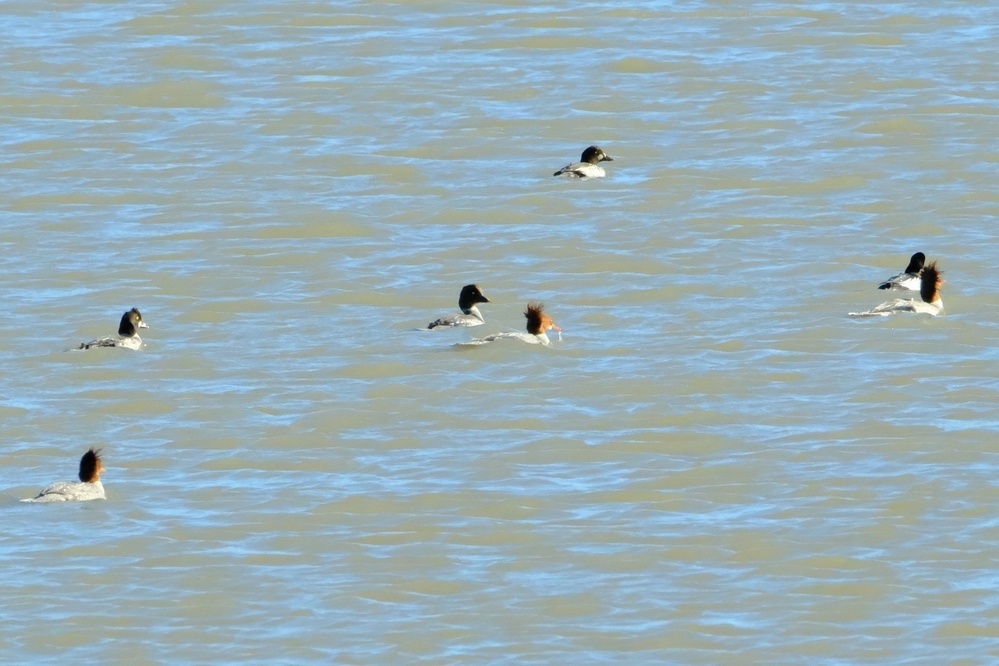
2;1;999;662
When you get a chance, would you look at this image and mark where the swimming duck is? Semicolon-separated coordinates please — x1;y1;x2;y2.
428;284;491;329
21;448;106;503
79;308;148;350
462;302;562;347
553;146;614;178
850;261;943;317
878;252;925;291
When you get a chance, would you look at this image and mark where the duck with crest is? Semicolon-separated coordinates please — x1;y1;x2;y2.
461;302;562;347
850;261;944;317
21;448;106;503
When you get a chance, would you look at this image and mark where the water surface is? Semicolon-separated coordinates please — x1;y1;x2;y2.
2;1;999;662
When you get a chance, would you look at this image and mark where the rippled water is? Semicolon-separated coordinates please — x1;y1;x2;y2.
3;1;999;662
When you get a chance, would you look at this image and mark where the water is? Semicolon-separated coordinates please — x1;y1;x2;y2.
3;1;999;662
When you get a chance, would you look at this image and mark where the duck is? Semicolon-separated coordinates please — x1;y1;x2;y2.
850;260;943;317
462;302;562;347
21;448;106;503
79;308;149;350
878;252;925;290
553;145;614;178
428;284;491;329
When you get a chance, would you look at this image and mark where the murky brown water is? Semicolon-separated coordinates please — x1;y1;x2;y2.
3;1;999;662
